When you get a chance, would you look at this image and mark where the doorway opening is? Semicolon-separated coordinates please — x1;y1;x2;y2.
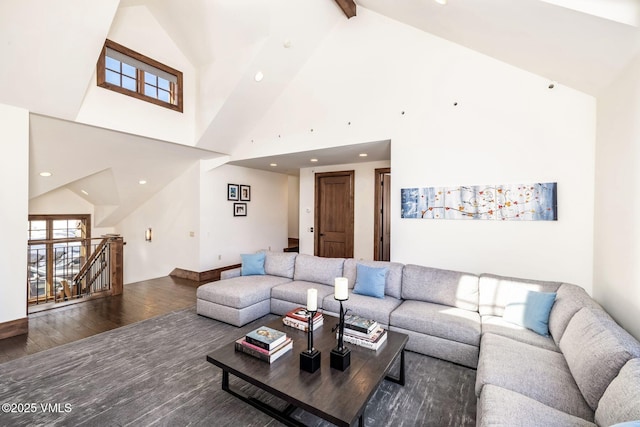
374;168;391;261
314;170;355;258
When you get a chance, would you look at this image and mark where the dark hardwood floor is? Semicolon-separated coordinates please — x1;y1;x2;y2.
0;276;201;364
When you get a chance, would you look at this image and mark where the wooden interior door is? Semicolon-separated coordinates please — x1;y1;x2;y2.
314;171;354;258
374;168;391;261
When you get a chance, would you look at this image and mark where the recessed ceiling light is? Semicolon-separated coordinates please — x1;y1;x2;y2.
270;163;277;167
39;172;52;177
310;158;318;162
81;190;89;196
434;0;447;4
283;39;292;48
139;180;147;185
359;153;368;157
254;71;264;82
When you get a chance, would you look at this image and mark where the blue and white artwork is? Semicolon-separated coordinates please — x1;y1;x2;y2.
401;182;557;221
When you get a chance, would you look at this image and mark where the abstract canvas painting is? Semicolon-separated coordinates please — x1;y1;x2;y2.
401;182;557;221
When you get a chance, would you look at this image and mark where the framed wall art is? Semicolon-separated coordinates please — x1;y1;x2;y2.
240;185;251;201
401;182;558;221
234;202;247;217
227;184;239;201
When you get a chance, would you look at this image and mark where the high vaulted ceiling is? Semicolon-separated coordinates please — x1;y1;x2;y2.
1;0;639;226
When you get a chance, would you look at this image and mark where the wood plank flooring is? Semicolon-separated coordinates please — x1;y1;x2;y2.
0;276;201;364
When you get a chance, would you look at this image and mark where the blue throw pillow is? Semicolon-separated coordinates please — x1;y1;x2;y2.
241;252;265;276
353;264;388;299
503;290;557;336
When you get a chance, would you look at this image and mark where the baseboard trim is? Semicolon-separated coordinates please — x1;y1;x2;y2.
0;317;28;340
170;264;241;283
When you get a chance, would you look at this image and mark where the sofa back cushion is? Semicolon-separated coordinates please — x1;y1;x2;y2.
560;308;640;410
263;251;297;279
343;259;404;299
293;254;345;286
401;264;479;311
595;358;640;426
548;282;604;345
478;274;561;317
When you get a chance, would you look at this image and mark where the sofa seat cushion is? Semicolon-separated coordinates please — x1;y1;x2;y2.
478;385;596;427
476;333;593;421
402;264;479;311
481;315;559;352
196;275;291;309
391;300;481;347
595;358;640;426
560;308;640;411
549;283;605;345
293;254;345;286
478;274;561;317
343;259;404;299
322;293;402;327
196;298;270;327
270;281;334;310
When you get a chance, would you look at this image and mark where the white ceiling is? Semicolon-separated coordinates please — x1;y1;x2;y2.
1;0;639;226
357;0;640;96
229;140;391;176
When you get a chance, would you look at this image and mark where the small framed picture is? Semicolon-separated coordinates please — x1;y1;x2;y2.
234;203;247;217
240;185;251;201
227;184;239;201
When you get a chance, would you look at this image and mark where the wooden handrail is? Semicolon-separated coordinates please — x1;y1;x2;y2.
73;237;108;286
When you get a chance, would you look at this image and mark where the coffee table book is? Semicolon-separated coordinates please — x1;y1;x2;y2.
342;328;388;351
283;315;324;332
235;337;293;363
244;326;287;350
344;314;378;334
286;307;323;322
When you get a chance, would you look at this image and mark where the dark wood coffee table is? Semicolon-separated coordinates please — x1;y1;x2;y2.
206;314;408;427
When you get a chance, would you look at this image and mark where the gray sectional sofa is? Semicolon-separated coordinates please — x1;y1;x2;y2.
196;251;640;426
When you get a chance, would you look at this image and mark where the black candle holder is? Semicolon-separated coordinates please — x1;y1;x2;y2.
300;309;321;373
330;299;351;371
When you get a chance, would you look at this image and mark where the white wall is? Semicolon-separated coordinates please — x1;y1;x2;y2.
0;103;29;324
75;5;196;146
232;8;596;291
299;160;391;260
288;176;300;239
594;53;640;340
116;162;201;284
199;164;288;270
29;188;115;238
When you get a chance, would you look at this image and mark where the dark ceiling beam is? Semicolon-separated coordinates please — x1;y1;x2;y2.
334;0;356;18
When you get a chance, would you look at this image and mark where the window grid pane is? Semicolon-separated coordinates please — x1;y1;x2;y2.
158;90;170;103
122;76;136;91
158;77;169;91
122;63;136;78
144;73;157;85
105;56;120;71
105;70;121;86
145;84;157;98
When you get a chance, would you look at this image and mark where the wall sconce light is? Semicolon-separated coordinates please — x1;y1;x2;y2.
145;228;152;242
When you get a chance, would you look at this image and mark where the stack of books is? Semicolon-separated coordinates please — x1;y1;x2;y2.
282;307;324;332
341;314;388;350
235;325;293;363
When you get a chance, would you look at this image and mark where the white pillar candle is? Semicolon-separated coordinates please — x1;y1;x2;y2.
335;277;349;300
307;288;318;311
